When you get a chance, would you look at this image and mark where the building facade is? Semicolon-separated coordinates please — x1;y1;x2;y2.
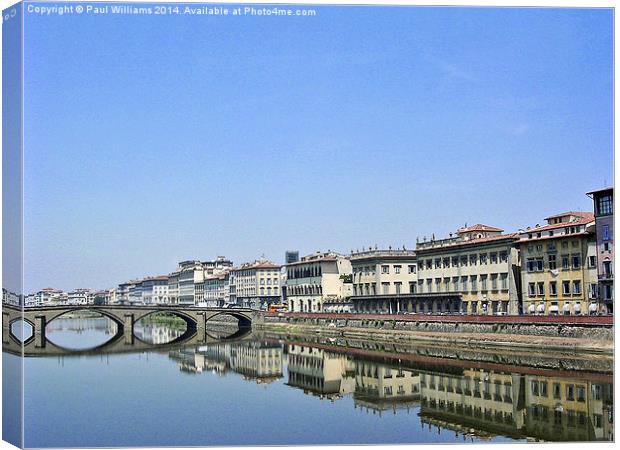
203;271;231;307
231;260;281;309
415;224;521;315
519;212;598;315
349;248;417;314
587;188;614;314
285;251;352;313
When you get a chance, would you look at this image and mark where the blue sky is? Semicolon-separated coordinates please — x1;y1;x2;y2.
22;4;613;292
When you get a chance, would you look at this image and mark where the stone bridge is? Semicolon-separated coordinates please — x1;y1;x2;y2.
2;304;260;357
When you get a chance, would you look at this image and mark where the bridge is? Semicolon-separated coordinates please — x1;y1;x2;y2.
2;304;259;357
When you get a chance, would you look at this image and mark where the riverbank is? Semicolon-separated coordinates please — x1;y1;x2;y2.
255;313;614;354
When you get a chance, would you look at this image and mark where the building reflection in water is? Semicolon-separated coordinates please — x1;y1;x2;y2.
133;321;185;345
172;340;613;442
169;341;283;384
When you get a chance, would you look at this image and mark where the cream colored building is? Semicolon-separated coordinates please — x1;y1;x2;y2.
286;344;355;400
519;212;598;315
349;248;417;314
231;260;281;309
285;251;352;313
354;361;420;413
415;224;521;315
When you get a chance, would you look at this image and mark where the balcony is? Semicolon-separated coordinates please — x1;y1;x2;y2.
599;272;614;280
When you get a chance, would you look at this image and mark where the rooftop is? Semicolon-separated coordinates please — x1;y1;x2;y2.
457;224;503;233
234;260;281;271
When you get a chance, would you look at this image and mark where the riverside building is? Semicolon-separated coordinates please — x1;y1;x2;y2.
231;260;281;309
415;224;521;315
285;251;352;313
203;270;231;307
587;187;614;314
518;212;598;315
349;248;418;314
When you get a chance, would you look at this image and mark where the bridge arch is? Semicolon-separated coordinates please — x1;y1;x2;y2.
131;309;198;345
205;311;253;328
43;307;125;330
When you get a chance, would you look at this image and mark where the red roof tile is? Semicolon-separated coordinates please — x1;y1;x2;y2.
457;224;504;233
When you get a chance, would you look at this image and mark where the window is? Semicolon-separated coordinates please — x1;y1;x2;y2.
500;251;508;263
527;258;544;272
573;280;581;295
491;274;498;290
453;277;460;291
576;385;586;402
480;275;488;291
603;261;612;276
553;383;561;399
562;255;569;270
381;265;389;274
588;255;597;268
490;253;498;264
592;384;602;401
394;265;401;274
462;276;468;291
548;254;557;270
480;254;488;264
395;282;402;295
572;255;581;269
540;381;548;397
470;255;478;265
500;273;508;290
589;283;598;299
597;195;613;215
550;281;557;296
382;282;390;295
537;282;544;296
562;241;569;249
566;384;575;401
470;275;478;291
562;281;571;296
528;283;536;297
408;265;416;274
531;380;539;396
409;282;417;294
603;224;610;241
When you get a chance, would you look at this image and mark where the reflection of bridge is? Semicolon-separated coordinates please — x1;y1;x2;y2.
2;304;258;357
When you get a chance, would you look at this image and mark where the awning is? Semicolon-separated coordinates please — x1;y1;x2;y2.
549;305;559;313
537;304;545;313
589;303;598;312
563;303;571;312
528;304;535;314
574;303;581;313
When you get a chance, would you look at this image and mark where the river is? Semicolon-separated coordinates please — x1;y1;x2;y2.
3;313;614;447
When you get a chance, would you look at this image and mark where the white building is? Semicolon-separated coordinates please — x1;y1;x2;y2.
285;251;353;313
204;271;231;307
67;289;93;305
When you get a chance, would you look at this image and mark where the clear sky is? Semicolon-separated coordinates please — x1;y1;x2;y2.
22;3;613;292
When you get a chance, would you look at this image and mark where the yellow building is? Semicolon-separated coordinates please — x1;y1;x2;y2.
519;212;598;315
415;224;521;315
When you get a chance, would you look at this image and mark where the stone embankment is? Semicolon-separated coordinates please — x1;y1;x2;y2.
255;313;614;354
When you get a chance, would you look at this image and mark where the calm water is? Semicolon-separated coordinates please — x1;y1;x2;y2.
3;314;614;447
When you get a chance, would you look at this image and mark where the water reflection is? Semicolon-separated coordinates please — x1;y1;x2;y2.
46;314;117;349
12;321;614;446
169;341;283;383
134;315;186;344
168;340;614;442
